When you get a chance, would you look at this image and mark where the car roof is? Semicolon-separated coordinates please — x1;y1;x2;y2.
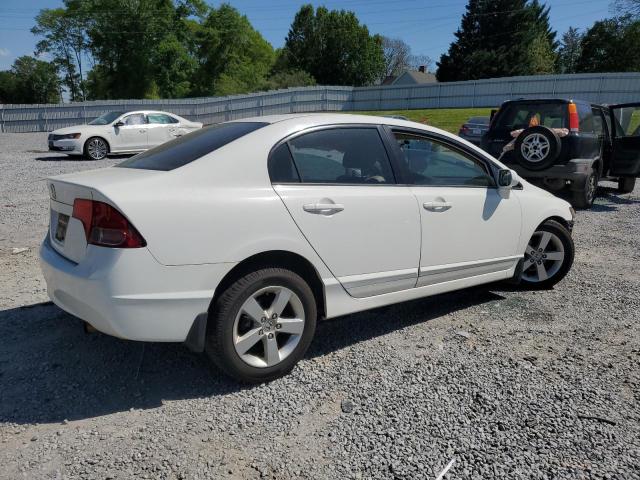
230;112;433;130
502;98;602;107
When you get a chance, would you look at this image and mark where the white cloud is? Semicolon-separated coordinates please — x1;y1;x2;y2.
0;48;10;57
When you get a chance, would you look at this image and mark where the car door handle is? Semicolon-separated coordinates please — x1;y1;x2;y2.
303;203;345;215
423;201;452;211
139;129;147;133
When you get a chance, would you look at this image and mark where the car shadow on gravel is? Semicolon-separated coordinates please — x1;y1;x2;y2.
35;154;132;162
0;288;502;425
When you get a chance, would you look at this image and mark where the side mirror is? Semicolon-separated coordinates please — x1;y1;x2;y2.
114;121;124;128
498;169;519;188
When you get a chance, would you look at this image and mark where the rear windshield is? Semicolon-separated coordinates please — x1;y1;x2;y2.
117;122;268;171
495;103;567;130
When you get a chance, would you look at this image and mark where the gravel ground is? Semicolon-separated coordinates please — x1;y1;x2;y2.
0;132;639;480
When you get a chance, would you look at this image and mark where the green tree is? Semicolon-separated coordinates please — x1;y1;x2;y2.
557;27;583;73
191;4;275;96
0;71;18;103
32;3;90;101
281;5;385;86
80;0;205;99
263;69;316;90
6;56;61;103
437;0;557;81
576;16;640;72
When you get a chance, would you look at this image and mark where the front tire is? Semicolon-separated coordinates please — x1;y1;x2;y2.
618;177;636;194
521;220;574;289
84;137;109;160
206;268;317;383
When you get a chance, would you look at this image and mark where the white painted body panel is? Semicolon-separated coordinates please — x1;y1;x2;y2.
40;113;574;342
274;184;420;297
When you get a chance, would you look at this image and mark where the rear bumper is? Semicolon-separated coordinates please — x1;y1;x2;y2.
509;158;594;182
39;236;235;342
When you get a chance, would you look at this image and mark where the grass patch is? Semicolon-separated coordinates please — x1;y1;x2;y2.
355;108;495;134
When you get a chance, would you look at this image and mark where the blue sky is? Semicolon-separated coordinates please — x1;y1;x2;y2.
0;0;613;71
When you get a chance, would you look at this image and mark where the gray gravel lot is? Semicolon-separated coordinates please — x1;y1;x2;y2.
0;132;639;480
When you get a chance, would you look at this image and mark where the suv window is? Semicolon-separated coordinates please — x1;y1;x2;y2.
592;108;604;137
118;122;268;171
393;132;495;187
287;128;395;184
496;103;566;130
577;103;594;133
148;113;179;124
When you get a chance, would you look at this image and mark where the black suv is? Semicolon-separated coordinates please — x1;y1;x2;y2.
481;99;640;208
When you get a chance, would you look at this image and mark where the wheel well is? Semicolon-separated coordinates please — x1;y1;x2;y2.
210;250;326;319
542;216;572;232
84;136;110;153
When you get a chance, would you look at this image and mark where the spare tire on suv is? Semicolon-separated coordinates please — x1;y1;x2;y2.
514;126;561;171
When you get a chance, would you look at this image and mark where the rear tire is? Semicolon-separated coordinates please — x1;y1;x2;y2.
520;219;574;290
618;177;636;194
571;169;598;209
206;268;317;383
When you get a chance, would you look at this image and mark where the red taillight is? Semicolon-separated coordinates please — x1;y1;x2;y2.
72;199;146;248
568;103;579;133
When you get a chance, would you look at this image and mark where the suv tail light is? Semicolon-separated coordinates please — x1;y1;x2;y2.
568;103;579;133
72;199;146;248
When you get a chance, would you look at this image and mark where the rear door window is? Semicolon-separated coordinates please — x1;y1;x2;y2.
287;128;395;184
118;122;268;171
148;113;179;124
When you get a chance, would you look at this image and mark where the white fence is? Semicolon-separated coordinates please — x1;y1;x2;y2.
1;73;639;133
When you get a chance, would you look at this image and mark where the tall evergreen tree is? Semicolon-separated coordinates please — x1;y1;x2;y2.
436;0;557;81
557;27;583;73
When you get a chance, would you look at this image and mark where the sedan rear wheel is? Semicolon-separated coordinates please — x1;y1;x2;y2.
206;268;317;383
521;220;574;289
84;137;109;160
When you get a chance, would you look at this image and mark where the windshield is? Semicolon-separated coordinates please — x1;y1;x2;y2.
89;111;124;125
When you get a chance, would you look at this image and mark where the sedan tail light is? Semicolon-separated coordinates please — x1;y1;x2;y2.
72;199;146;248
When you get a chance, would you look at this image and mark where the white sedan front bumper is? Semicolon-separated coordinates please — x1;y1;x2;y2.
40;236;236;342
47;136;83;154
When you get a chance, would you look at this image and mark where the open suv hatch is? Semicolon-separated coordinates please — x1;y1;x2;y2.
481;99;640;208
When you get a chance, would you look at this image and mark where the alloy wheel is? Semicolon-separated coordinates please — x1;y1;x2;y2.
233;286;305;368
522;230;565;283
520;133;550;163
87;138;108;160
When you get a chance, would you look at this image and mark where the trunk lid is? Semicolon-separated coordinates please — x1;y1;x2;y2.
47;167;163;263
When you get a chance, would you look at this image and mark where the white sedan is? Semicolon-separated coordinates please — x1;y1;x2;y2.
47;110;203;160
40;114;575;382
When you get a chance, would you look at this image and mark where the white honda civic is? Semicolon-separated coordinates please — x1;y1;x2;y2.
47;110;203;160
40;114;575;382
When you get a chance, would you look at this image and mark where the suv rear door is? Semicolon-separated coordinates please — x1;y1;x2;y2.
609;103;640;177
